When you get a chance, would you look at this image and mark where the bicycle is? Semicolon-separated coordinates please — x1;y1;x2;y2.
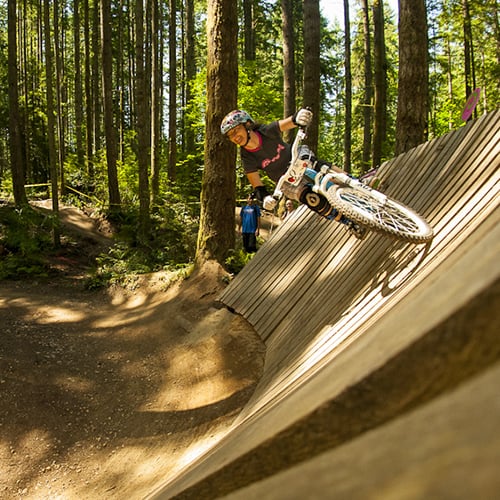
266;126;434;243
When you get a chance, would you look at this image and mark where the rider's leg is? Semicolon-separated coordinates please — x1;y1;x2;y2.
299;185;367;240
299;186;351;223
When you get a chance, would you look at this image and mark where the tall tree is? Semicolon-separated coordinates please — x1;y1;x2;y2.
196;0;238;265
361;0;372;169
243;0;256;61
7;0;27;206
136;0;151;237
91;0;101;174
168;0;177;181
43;0;61;246
343;0;352;173
281;0;296;143
84;0;92;177
184;0;196;154
395;0;428;154
101;0;121;208
53;0;67;194
372;0;387;167
20;0;32;184
493;0;500;98
73;0;84;169
462;0;476;111
151;0;161;203
303;0;321;150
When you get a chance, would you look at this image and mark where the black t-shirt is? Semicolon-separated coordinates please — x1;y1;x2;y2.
240;122;291;182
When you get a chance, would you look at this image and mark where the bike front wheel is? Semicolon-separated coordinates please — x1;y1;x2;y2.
326;185;434;243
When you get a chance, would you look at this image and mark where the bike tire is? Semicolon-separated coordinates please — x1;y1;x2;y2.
325;185;434;243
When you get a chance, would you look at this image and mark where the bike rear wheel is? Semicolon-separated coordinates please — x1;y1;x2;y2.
326;185;434;243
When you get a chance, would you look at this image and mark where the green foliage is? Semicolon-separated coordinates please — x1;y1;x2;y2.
85;194;198;289
63;152;109;208
224;247;256;275
1;0;498;277
85;241;192;290
237;62;283;121
0;205;57;279
428;0;499;137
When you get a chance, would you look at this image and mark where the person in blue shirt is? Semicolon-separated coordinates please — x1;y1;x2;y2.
238;194;261;253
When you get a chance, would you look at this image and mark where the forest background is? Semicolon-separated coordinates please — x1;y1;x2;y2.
0;0;498;281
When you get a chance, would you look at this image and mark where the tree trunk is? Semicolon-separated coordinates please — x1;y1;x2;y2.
84;0;93;179
101;0;121;208
74;0;84;170
243;0;256;61
184;0;196;154
21;0;32;186
462;0;476;119
53;0;67;195
372;0;387;168
343;0;352;173
136;0;151;238
43;0;61;246
168;0;177;182
303;0;320;151
361;0;372;170
196;0;238;266
92;0;101;160
281;0;296;144
151;0;161;204
395;0;428;154
446;36;453;130
7;0;27;206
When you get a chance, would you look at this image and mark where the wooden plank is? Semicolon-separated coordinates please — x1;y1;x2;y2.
148;201;500;500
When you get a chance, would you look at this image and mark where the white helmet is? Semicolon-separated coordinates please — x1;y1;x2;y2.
220;110;254;135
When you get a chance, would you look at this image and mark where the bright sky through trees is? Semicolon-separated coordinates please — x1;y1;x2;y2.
320;0;399;25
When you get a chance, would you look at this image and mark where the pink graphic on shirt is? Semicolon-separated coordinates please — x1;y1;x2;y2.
262;143;285;169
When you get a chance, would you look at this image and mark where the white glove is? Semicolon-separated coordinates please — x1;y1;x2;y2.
263;195;277;211
293;108;313;127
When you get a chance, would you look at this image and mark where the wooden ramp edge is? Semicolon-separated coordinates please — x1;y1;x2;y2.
148;110;500;499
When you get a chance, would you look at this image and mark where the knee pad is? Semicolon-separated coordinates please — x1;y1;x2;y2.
300;186;336;218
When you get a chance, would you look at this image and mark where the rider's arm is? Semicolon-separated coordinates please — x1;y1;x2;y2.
246;171;265;188
247;172;273;203
278;116;296;132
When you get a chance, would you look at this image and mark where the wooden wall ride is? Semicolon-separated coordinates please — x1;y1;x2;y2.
149;109;500;499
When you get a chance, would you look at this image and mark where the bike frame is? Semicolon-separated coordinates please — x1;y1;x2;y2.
272;126;387;206
270;124;433;243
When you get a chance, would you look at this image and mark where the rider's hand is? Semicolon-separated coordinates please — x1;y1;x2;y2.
252;185;270;202
263;196;277;211
293;108;313;127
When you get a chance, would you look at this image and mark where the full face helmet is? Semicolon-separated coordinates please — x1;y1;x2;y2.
220;110;254;136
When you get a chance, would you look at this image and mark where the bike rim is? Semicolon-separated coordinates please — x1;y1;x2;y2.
337;189;430;236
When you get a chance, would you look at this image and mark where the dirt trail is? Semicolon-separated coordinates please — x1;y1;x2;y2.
0;206;266;499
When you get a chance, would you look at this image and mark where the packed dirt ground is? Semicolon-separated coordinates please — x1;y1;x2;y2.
0;205;268;499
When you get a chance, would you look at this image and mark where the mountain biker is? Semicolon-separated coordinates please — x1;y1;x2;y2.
221;108;367;239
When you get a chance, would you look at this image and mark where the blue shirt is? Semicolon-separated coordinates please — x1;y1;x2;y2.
240;204;261;233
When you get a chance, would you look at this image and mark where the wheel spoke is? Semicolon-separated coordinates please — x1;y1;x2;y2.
338;190;424;235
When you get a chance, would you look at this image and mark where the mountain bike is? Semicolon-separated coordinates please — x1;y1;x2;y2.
268;126;434;243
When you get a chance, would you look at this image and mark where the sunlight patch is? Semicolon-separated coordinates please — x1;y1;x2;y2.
37;307;86;323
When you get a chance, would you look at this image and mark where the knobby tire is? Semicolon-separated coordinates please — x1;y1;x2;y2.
325;185;434;243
